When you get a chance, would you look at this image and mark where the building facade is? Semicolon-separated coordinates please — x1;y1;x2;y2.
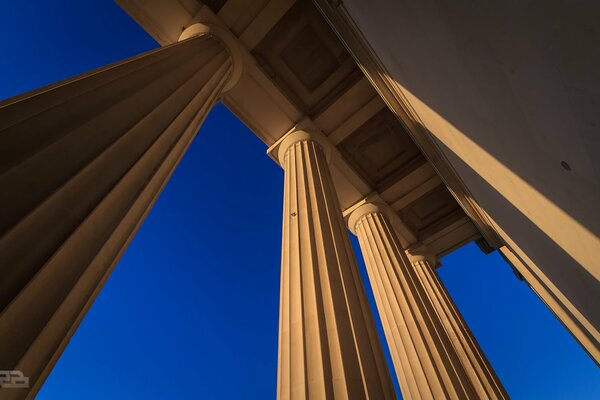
0;0;598;399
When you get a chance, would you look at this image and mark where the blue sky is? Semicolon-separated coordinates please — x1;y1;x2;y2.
1;1;598;399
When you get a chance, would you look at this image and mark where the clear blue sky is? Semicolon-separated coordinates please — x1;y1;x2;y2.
1;1;598;399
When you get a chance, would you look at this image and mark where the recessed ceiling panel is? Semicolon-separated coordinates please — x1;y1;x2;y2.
253;0;361;116
339;108;426;190
399;185;464;240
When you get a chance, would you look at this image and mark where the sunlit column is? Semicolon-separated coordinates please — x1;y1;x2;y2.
0;23;242;399
498;246;600;363
273;131;395;399
349;202;508;399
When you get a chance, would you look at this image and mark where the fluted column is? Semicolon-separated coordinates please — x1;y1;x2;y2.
0;24;240;399
349;203;508;399
498;246;600;363
273;131;395;399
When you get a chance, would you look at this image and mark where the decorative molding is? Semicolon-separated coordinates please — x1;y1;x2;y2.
313;0;503;249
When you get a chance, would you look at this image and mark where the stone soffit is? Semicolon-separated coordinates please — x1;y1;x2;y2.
115;0;486;258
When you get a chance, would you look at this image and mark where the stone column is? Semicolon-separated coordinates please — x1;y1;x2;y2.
498;246;600;363
272;131;395;399
0;24;241;399
349;203;508;399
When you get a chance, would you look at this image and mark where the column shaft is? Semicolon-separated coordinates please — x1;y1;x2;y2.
277;134;394;399
354;210;508;399
0;34;232;399
499;246;600;363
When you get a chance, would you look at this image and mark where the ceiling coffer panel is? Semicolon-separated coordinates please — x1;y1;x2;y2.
253;0;361;116
339;108;427;191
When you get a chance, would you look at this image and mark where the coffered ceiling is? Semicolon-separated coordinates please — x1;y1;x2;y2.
253;1;361;116
117;0;488;259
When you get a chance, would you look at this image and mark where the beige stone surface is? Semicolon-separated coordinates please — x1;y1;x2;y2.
499;246;600;362
0;34;232;399
350;202;508;399
315;0;600;364
117;1;486;261
273;131;395;399
2;0;597;397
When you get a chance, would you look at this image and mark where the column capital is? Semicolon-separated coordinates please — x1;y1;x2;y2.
406;245;438;266
346;200;415;247
180;23;245;91
268;129;333;166
347;202;396;235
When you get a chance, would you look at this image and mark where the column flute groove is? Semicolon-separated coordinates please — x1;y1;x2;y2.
0;23;241;399
411;257;506;397
349;203;509;399
273;131;395;399
359;215;448;399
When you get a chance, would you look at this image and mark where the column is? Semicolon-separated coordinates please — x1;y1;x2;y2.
499;246;600;363
349;203;508;399
273;131;395;399
0;24;240;399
